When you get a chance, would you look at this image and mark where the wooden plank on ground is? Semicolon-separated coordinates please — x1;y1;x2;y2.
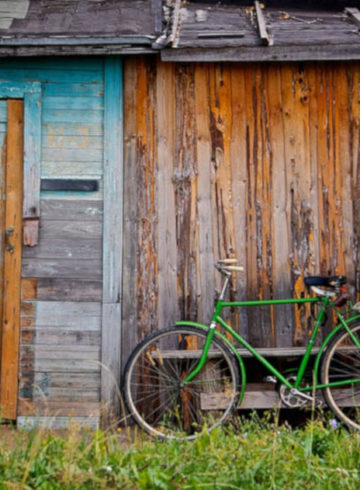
0;99;24;419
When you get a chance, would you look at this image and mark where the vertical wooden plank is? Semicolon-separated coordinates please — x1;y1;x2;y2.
156;60;179;328
281;64;314;345
244;66;273;347
257;64;274;346
349;64;360;297
244;65;261;346
101;57;123;424
174;64;198;321
230;65;249;339
0;102;6;360
135;57;158;339
122;58;139;368
316;64;332;277
195;63;215;324
208;64;238;334
209;64;236;261
23;85;41;219
307;64;320;278
333;63;347;278
265;64;293;347
1;99;24;419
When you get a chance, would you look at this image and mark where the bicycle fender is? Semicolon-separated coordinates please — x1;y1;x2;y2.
175;320;247;403
313;313;360;383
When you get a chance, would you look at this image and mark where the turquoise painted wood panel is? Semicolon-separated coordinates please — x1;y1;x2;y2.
43;96;104;111
43;84;104;97
42;123;103;137
0;100;6;120
0;57;105;198
0;69;103;84
42;133;103;149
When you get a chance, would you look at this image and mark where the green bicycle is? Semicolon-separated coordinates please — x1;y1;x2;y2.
123;259;360;439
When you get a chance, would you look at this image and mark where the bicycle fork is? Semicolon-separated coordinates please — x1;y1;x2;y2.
181;325;216;385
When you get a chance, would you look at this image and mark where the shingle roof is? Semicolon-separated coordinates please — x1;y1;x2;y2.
1;0;360;61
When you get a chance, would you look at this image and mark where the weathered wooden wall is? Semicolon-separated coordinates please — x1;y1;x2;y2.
0;58;104;422
123;58;360;360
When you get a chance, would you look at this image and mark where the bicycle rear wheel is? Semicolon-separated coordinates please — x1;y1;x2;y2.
123;326;241;440
321;321;360;430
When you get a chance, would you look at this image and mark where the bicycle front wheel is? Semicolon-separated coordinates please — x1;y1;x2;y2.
321;321;360;430
123;326;241;440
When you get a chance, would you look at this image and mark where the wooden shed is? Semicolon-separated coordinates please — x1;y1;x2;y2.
1;0;360;426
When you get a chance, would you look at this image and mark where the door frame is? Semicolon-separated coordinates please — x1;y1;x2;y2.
0;81;42;222
0;81;42;419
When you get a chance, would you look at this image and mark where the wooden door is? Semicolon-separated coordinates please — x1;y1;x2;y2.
0;99;24;419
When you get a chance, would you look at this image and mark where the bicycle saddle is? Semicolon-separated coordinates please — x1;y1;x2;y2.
304;275;347;288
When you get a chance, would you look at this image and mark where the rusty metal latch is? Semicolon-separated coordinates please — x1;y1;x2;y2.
5;226;15;254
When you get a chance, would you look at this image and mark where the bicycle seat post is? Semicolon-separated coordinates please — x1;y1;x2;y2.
219;273;232;301
215;259;244;301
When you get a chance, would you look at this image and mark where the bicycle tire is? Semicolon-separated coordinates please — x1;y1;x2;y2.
123;325;241;440
321;320;360;430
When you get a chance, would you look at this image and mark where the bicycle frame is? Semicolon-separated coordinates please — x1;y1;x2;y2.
177;295;360;396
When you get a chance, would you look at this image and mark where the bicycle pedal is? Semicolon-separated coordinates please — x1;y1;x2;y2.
263;375;277;384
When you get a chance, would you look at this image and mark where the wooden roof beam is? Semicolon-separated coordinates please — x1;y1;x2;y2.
169;0;182;47
345;7;360;27
254;1;273;46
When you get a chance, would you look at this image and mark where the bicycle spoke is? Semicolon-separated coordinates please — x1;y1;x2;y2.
124;326;240;439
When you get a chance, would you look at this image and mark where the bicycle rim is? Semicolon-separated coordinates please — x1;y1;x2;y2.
321;322;360;430
124;326;240;440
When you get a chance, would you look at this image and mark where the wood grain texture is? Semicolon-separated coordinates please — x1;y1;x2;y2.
23;87;41;219
122;58;139;368
1;100;24;419
156;60;179;329
0;101;6;360
101;57;123;424
123;59;360;351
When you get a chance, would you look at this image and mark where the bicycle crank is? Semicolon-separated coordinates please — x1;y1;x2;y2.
279;375;323;408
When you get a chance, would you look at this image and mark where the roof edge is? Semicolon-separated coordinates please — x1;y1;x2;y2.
161;44;360;62
0;36;155;46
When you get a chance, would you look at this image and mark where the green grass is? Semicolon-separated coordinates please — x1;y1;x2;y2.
1;414;360;489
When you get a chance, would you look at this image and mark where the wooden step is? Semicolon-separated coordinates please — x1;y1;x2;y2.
152;346;321;359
